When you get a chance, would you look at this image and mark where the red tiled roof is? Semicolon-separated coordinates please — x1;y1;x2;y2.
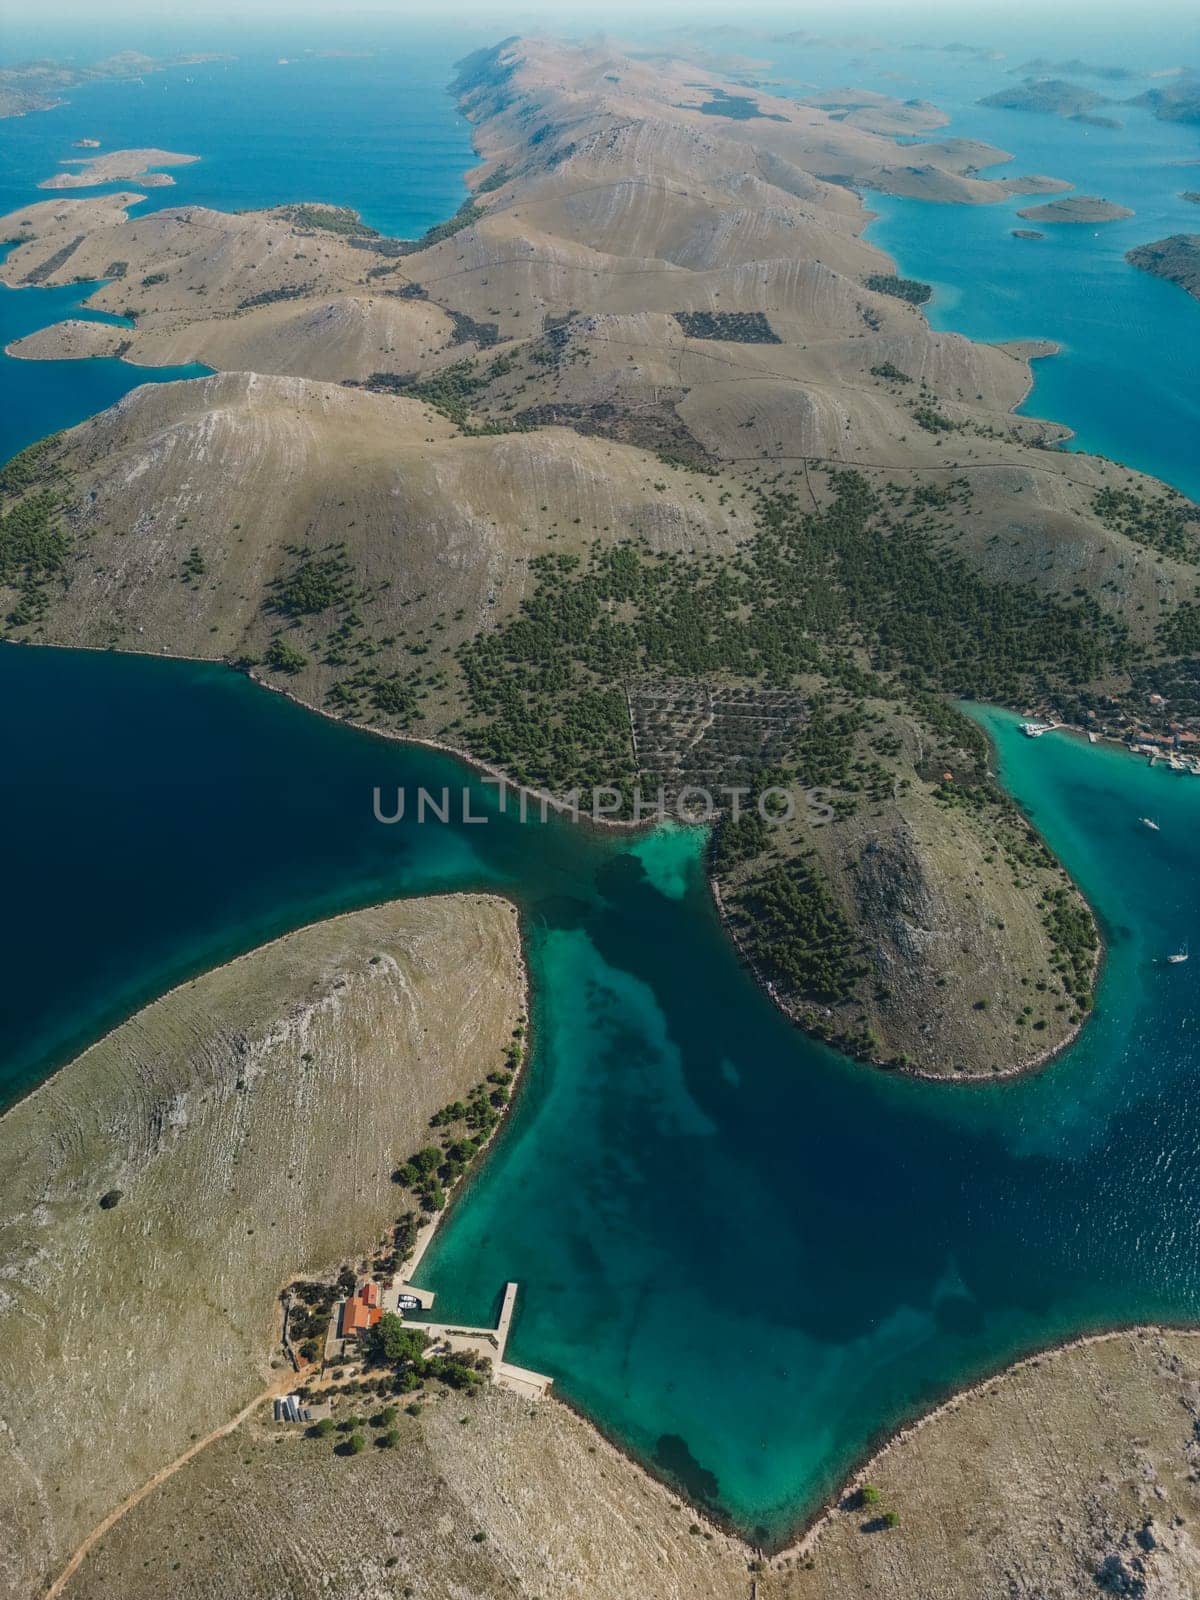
340;1291;382;1338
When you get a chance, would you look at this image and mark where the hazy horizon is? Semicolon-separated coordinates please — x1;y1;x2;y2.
2;0;1199;51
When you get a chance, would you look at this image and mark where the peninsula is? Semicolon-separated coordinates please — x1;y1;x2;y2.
1127;233;1200;299
0;895;525;1599
0;50;229;119
3;35;1197;1080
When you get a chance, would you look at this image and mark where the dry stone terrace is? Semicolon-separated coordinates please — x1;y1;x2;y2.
628;678;811;794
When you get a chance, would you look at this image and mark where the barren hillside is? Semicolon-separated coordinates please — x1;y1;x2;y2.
2;35;1198;1076
56;1329;1200;1600
0;895;524;1600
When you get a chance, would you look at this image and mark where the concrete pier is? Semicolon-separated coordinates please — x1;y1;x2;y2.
417;1280;551;1399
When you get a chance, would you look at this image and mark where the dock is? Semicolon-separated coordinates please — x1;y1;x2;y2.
415;1280;551;1399
324;1276;550;1398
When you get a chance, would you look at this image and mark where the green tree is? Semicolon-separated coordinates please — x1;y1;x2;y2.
365;1312;430;1367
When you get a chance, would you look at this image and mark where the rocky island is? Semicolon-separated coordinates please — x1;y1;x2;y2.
1017;193;1135;222
980;76;1119;124
37;147;199;190
1126;232;1200;298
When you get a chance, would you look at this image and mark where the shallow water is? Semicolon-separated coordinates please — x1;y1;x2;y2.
4;20;1200;1541
5;642;1200;1538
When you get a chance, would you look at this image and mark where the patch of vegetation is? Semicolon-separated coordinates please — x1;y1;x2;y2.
865;273;933;305
360;355;516;433
362;1313;491;1394
512;399;714;470
474;164;511;194
737;856;866;1002
0;490;70;623
456;472;1126;802
1093;485;1200;562
1041;883;1098;1005
870;362;912;383
413;199;485;251
181;545;207;582
911;403;958;434
140;271;168;287
288;1280;338;1357
236;283;314;312
447;309;501;348
692;87;788;122
267;551;354;617
0;433;64;496
279;204;380;238
390;1058;521;1214
1157;604;1200;655
673;310;781;343
264;636;309;674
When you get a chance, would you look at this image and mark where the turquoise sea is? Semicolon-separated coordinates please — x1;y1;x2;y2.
759;22;1200;498
3;18;1200;1542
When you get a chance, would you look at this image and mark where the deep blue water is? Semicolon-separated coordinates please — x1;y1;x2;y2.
0;29;483;459
4;17;1200;1543
0;266;208;463
4;645;1200;1541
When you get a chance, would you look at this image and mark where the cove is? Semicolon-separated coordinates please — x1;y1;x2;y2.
4;642;1200;1542
0;27;484;460
0;271;209;462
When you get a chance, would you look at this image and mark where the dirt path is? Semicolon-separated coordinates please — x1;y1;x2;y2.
45;1372;294;1599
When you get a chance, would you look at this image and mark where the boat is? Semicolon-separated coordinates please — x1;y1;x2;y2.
1168;943;1189;965
1139;816;1160;831
1020;721;1054;738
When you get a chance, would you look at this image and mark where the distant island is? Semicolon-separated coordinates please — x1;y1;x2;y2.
1017;194;1135;223
1126;234;1200;299
983;71;1200;130
1131;79;1200;126
0;50;229;119
37;147;199;190
1008;56;1141;81
981;77;1113;119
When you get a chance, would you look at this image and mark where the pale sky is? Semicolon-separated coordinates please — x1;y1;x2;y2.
6;0;1196;22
